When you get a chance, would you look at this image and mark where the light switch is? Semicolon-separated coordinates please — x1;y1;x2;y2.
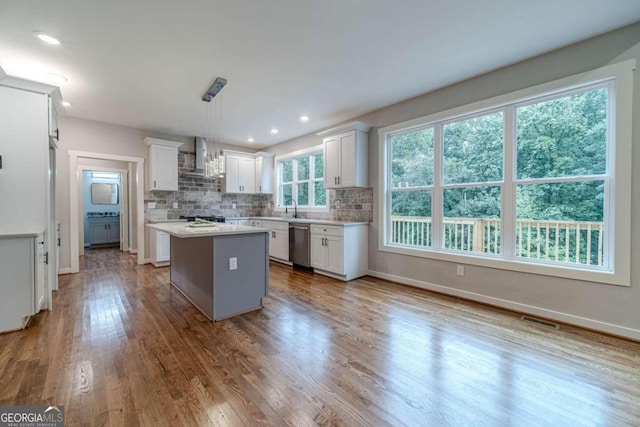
173;202;178;208
232;202;237;209
148;202;156;209
229;257;237;270
335;200;341;209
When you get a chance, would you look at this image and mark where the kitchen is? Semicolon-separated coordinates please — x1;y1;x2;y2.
1;2;640;425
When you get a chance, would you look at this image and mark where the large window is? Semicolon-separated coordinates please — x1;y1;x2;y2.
277;149;327;209
379;61;634;286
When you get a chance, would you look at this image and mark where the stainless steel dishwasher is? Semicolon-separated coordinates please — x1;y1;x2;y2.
289;223;311;268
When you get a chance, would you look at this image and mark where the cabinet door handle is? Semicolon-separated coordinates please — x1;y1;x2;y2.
44;252;49;265
55;129;59;140
338;176;341;185
334;177;337;185
154;180;157;188
259;185;262;192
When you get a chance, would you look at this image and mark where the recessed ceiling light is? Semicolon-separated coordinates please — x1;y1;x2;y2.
44;73;68;85
300;115;309;122
35;32;61;45
270;128;279;134
62;101;71;107
248;138;254;142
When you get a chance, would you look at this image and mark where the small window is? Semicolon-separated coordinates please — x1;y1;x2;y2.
277;148;327;210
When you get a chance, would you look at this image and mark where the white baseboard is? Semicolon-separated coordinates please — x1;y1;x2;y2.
58;267;73;275
143;258;152;264
129;248;138;254
367;270;640;341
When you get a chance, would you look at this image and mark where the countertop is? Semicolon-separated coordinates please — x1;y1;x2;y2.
229;217;369;226
147;222;269;238
146;219;188;224
0;231;44;238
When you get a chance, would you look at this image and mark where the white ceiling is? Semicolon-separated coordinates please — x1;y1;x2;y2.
1;1;639;149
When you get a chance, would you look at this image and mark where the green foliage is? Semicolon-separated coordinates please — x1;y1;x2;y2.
443;112;503;184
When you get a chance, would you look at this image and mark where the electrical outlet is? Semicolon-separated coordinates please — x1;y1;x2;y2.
147;202;156;209
232;202;237;209
335;200;341;209
173;202;178;208
229;257;237;270
456;265;465;276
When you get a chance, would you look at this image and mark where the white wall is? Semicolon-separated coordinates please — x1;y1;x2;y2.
56;117;192;270
265;23;640;338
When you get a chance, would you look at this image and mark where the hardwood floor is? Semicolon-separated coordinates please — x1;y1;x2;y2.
1;248;639;426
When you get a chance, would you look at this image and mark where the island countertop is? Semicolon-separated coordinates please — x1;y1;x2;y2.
147;222;269;238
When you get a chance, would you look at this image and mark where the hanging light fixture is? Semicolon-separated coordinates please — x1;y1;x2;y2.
201;77;227;178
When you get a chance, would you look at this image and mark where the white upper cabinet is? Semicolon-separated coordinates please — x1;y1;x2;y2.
254;152;274;194
144;138;183;191
224;151;258;193
320;121;370;189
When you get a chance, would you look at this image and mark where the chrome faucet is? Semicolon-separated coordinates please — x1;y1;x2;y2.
285;199;298;219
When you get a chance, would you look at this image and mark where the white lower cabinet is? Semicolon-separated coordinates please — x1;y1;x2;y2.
148;225;171;267
311;224;368;281
262;221;289;262
0;233;46;332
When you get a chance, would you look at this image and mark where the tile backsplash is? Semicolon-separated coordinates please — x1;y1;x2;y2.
144;152;372;223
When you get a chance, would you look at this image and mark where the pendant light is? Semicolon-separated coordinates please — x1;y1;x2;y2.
202;77;227;178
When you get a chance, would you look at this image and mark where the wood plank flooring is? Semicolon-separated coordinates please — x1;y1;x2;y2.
1;248;639;426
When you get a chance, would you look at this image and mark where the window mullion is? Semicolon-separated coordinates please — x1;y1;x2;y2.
432;124;443;249
502;106;516;257
292;160;298;204
309;155;315;206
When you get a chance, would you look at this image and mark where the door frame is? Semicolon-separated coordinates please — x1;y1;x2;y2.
69;150;145;273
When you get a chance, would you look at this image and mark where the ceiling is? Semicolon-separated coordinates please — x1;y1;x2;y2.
1;1;639;149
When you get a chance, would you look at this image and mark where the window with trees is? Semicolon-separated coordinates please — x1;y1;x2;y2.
277;150;326;209
380;61;634;285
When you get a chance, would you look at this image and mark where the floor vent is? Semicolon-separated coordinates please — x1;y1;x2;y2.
520;315;559;329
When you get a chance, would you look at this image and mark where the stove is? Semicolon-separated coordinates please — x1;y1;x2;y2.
179;215;225;223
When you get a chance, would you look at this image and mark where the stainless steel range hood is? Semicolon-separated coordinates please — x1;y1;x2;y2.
195;136;206;174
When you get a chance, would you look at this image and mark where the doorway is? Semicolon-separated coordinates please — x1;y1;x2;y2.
79;168;128;254
68;151;145;273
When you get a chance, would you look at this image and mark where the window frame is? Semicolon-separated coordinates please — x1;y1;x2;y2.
275;145;329;212
378;59;635;286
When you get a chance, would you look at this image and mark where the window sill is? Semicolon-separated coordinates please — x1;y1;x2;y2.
274;206;329;213
378;243;629;287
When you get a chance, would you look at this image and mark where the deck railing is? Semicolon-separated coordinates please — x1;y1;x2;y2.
391;216;604;266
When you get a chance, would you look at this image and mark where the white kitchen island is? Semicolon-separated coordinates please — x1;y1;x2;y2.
147;222;269;321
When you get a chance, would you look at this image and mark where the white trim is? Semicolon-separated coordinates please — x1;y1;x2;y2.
378;60;634;287
316;121;371;136
69;150;145;273
143;137;183;149
58;267;73;275
273;206;330;213
366;269;640;341
274;144;323;162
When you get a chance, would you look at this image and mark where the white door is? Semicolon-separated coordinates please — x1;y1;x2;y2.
338;131;356;187
240;157;255;193
225;156;240;192
152;145;178;190
310;235;326;269
325;236;344;274
35;234;46;312
255;157;263;193
272;229;289;260
324;136;340;189
157;232;170;261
